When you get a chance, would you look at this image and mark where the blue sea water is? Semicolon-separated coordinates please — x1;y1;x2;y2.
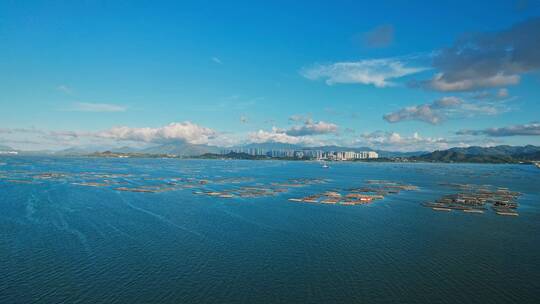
0;157;539;303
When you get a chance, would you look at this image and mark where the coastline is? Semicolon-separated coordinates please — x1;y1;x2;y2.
2;153;538;166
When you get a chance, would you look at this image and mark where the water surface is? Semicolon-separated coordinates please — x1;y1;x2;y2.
1;157;539;303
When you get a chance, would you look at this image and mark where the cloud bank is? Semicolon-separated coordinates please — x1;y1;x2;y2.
422;17;540;92
247;119;339;146
97;122;216;144
301;58;427;88
356;130;492;152
68;102;128;112
384;96;509;124
458;122;540;137
285;119;338;136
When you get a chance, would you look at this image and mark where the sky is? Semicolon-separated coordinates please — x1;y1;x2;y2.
1;0;540;152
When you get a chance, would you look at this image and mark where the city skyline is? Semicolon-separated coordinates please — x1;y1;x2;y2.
1;1;540;152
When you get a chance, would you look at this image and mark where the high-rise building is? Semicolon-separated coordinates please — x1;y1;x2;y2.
367;151;379;159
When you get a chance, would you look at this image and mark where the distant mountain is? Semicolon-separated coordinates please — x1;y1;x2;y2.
141;142;220;156
412;145;540;163
110;146;142;153
308;145;373;152
12;142;537;161
56;145;143;155
377;150;429;158
446;145;540;156
56;147;99;155
240;142;304;151
53;142;219;157
517;151;540;160
196;152;269;160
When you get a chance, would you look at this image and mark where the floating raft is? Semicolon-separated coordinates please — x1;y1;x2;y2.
286;180;417;206
423;185;521;216
496;212;519;216
463;209;484;214
432;207;452;212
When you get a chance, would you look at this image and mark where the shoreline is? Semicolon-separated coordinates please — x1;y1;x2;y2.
1;154;538;166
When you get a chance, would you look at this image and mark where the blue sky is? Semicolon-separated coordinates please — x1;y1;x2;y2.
1;0;540;151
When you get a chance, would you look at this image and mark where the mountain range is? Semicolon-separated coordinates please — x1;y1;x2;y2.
412;145;540;163
3;141;540;163
42;142;425;157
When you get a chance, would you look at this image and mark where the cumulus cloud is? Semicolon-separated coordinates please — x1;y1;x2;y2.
384;104;443;124
285;119;338;136
457;122;540;137
247;119;339;145
67;102;127;112
248;129;333;146
0;122;221;150
383;97;462;124
0;127;94;151
421;17;540;91
472;88;511;100
97;122;216;144
301;58;427;88
425;73;520;92
358;131;452;151
384;96;509;125
362;24;395;48
356;131;491;152
248;128;307;145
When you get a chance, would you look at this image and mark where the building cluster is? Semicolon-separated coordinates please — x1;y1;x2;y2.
220;148;378;160
326;151;379;161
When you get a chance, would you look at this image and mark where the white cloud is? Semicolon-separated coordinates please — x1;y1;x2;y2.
285;119;338;136
97;122;216;145
301;58;427;88
211;57;222;64
420;17;540;92
68;102;127;112
471;88;511;100
0;122;221;150
384;97;463;124
246;118;339;146
384;96;509;125
426;72;519;92
458;122;540;137
248;128;306;145
357;131;479;152
247;123;336;146
385;105;441;124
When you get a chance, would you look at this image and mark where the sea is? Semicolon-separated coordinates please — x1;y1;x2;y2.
0;157;539;303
